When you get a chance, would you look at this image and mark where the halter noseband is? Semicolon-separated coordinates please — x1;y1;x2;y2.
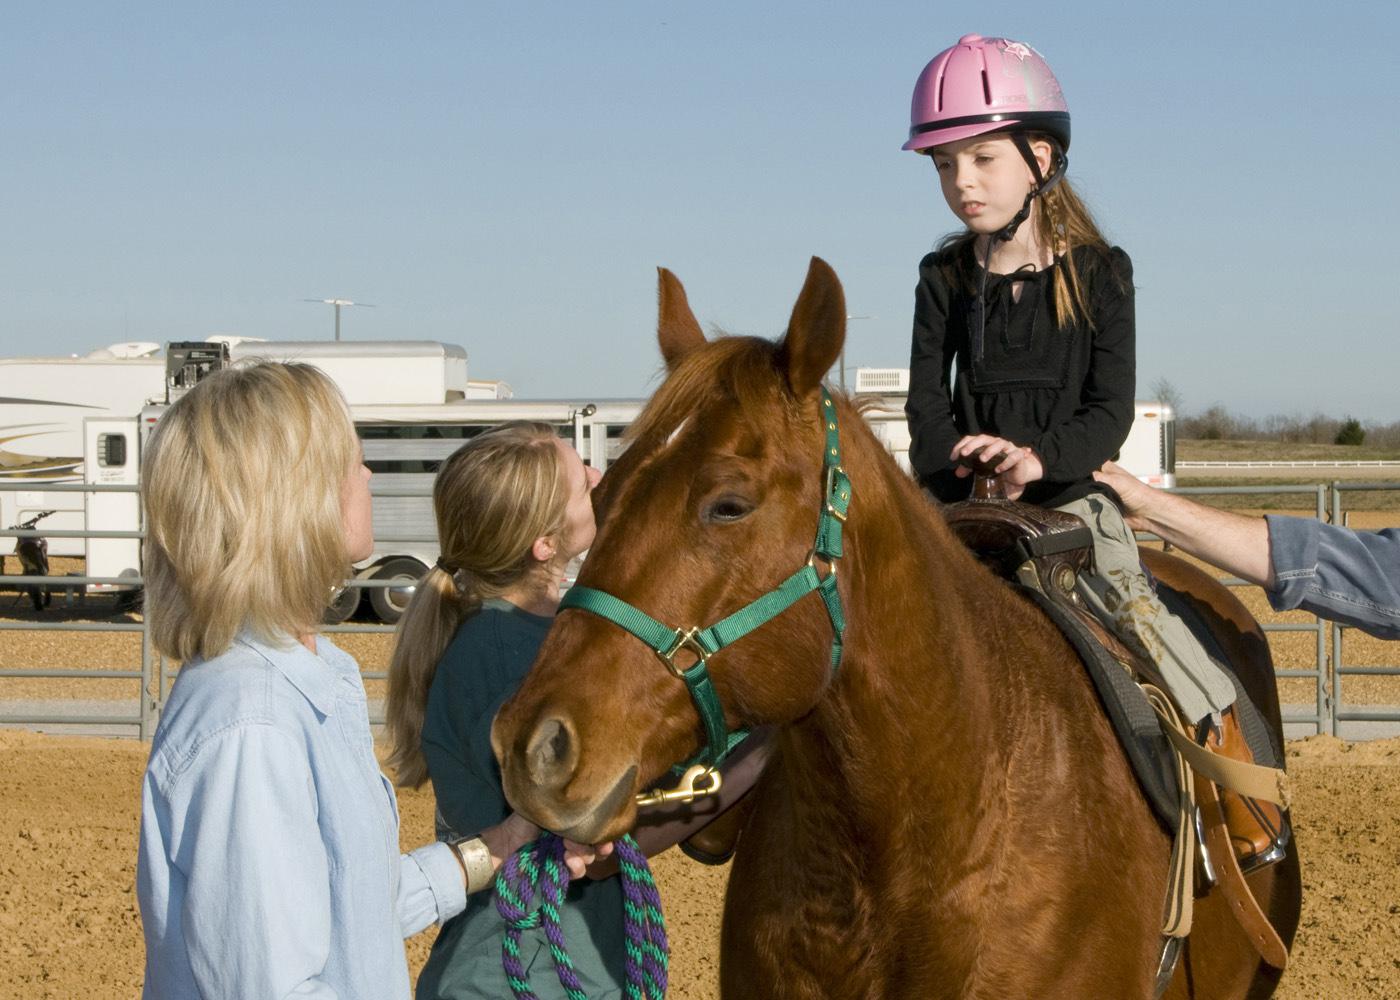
559;387;852;794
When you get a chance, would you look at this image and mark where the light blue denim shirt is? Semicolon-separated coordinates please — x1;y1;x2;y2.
137;631;466;999
1267;515;1400;638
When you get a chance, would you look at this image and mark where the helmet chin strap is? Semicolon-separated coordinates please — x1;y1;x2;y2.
989;134;1068;245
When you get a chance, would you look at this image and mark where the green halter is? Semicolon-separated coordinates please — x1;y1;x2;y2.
559;387;852;772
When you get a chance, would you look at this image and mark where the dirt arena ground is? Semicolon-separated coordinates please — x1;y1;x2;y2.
1;728;1397;998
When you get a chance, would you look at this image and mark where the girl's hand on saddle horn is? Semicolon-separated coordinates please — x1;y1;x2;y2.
950;435;1044;501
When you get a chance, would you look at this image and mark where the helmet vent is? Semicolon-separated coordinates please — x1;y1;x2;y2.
981;69;992;107
935;69;946;112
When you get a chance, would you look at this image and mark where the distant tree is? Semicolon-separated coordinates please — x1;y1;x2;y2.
1185;404;1231;440
1148;377;1183;415
1335;417;1366;447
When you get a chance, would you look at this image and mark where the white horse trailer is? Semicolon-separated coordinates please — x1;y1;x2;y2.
78;339;636;622
853;367;1176;487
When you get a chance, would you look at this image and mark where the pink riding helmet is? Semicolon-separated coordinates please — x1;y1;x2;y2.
902;34;1070;154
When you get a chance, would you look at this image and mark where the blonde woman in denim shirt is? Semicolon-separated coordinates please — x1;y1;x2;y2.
136;362;602;1000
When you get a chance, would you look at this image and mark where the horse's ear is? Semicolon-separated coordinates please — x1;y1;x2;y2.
777;257;846;398
657;267;707;371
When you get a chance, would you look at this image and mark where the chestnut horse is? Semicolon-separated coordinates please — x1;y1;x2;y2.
493;258;1300;998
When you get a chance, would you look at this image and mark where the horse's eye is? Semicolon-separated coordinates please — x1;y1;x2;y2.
703;496;754;524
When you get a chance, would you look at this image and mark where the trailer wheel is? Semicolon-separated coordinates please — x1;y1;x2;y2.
369;558;428;624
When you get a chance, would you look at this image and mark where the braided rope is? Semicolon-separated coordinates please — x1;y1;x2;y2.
494;833;668;1000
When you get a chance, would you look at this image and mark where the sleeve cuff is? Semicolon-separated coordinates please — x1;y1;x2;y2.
399;841;468;937
1265;515;1319;612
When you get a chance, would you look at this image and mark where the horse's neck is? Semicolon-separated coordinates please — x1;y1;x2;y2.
785;448;1040;836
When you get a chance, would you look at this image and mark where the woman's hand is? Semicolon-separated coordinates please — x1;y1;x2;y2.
561;838;614;879
950;434;1044;500
478;812;614;881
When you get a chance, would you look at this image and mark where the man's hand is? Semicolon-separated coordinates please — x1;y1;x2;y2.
1093;460;1158;531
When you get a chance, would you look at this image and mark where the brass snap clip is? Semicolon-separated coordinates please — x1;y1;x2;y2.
635;763;724;808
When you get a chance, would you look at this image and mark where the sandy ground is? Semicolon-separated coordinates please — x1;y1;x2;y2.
1;730;1397;998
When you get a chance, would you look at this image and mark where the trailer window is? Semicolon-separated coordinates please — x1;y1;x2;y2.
357;423;572;475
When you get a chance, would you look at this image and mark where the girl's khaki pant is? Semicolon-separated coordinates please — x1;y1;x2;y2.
1056;492;1237;725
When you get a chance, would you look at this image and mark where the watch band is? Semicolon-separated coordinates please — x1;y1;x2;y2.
448;836;496;895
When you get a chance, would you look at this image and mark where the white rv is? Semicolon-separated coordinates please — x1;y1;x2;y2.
0;343;167;557
852;367;1176;487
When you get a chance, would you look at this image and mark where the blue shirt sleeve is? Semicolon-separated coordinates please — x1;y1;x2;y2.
1267;515;1400;638
157;722;339;1000
399;842;466;938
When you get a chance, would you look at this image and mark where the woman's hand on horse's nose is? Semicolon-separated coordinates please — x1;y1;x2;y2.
562;838;614;879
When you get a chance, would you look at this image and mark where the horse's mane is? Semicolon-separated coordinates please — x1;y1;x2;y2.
625;335;793;448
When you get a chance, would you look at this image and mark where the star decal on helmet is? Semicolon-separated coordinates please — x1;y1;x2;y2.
1001;41;1032;61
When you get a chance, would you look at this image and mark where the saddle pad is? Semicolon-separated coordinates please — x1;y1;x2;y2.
1020;587;1181;832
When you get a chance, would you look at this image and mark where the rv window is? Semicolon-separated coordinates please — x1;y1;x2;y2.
98;433;128;468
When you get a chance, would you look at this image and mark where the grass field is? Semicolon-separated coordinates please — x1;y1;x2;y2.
1177;438;1400;463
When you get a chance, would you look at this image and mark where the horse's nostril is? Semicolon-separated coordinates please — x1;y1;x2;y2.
526;715;578;790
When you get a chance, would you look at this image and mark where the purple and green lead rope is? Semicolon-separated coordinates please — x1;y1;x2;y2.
494;833;668;1000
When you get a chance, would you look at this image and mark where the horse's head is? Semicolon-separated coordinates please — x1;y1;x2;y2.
492;258;849;842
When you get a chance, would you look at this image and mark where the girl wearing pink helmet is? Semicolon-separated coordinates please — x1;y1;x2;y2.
902;34;1285;869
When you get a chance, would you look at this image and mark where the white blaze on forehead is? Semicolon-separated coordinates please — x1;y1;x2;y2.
662;417;690;451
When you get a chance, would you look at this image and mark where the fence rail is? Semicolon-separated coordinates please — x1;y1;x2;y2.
3;480;1399;738
1178;460;1400;469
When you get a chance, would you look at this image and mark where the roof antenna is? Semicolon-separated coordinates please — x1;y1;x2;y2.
302;298;376;341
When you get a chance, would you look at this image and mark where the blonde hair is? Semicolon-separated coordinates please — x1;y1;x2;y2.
142;361;359;662
384;421;569;788
939;135;1120;331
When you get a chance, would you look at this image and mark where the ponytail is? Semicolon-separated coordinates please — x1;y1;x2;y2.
384;565;478;788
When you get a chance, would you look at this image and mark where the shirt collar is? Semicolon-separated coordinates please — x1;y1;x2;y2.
235;629;350;717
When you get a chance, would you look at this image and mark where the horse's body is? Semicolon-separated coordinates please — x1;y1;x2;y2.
492;260;1299;998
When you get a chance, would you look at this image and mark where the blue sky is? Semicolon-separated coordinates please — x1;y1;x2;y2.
3;2;1397;420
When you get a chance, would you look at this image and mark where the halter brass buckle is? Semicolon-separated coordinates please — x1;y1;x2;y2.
657;626;708;679
634;763;724;808
824;464;849;522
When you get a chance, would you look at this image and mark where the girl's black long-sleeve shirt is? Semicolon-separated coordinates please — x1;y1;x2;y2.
905;241;1136;509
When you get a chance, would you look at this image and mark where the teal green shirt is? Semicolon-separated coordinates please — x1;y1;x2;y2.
415;601;626;1000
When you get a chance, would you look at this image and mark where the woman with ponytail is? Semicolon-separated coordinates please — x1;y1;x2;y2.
385;422;623;999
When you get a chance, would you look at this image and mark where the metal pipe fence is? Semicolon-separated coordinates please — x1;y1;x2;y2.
4;479;1399;738
1328;482;1400;735
1164;484;1331;734
1;481;425;736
